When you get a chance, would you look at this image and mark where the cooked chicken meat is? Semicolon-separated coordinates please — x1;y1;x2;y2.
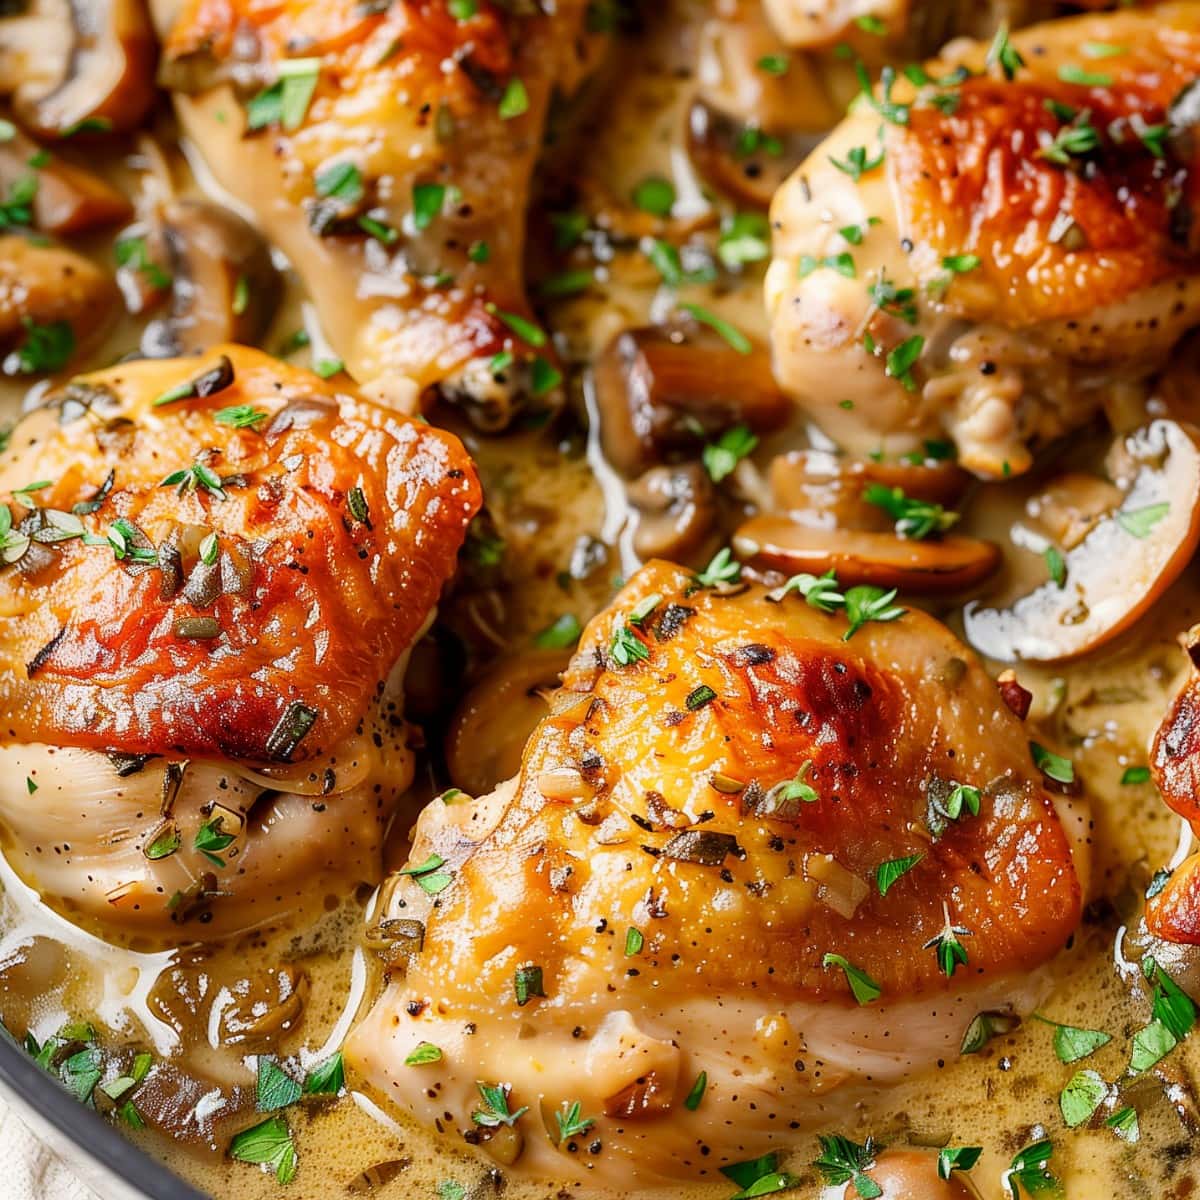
157;0;593;423
348;559;1085;1185
765;5;1200;476
0;345;480;942
1144;632;1200;945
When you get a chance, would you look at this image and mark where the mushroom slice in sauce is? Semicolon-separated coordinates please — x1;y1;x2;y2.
736;516;1000;592
965;420;1200;663
347;559;1084;1186
594;325;789;476
0;234;119;372
1;0;158;139
0;126;131;234
132;199;282;357
0;344;480;942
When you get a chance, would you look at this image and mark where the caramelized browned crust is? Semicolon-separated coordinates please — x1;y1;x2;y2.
0;345;480;763
894;11;1200;325
413;561;1081;1005
1149;667;1200;943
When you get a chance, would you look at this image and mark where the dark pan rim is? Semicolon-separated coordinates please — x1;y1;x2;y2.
0;1031;208;1200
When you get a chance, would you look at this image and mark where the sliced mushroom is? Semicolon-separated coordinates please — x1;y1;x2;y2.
826;1148;979;1200
770;448;970;530
628;461;718;562
445;649;572;798
2;0;157;139
0;126;130;233
594;325;788;477
735;514;1000;592
965;419;1200;663
0;233;118;370
686;99;818;209
137;199;281;356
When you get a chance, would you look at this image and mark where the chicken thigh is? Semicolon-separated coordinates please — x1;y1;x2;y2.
765;4;1200;476
348;559;1085;1185
158;0;592;425
0;344;480;943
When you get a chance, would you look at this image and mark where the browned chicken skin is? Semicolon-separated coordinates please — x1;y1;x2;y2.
159;0;593;425
349;560;1084;1184
0;345;480;942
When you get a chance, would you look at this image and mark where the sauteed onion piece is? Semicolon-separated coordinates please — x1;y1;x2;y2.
965;419;1200;663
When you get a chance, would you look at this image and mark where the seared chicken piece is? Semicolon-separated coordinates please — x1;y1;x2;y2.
765;5;1200;477
1145;634;1200;945
348;560;1084;1185
159;0;592;424
0;345;480;942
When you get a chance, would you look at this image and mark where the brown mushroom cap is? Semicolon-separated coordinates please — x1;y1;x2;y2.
3;0;157;138
0;127;130;233
445;649;571;798
770;448;970;529
594;324;789;477
828;1148;979;1200
137;198;282;357
628;461;719;563
735;514;1000;592
964;419;1200;663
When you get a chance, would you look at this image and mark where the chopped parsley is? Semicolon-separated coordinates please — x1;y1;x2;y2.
397;853;453;895
1032;1014;1111;1064
624;927;644;957
1005;1138;1058;1200
230;1115;297;1184
246;58;321;132
769;569;845;612
256;1056;302;1112
12;318;74;374
161;460;226;500
829;138;885;182
1044;545;1067;588
1116;502;1169;539
114;235;171;289
722;1152;800;1199
412;182;445;230
314;161;364;204
883;333;924;391
214;404;268;430
822;954;881;1005
534;613;582;649
302;1053;344;1095
1030;742;1074;784
695;547;741;588
756;54;789;76
684;1070;707;1111
938;1146;982;1180
681;302;752;355
404;1042;443;1066
194;815;235;868
799;252;855;279
1059;1068;1106;1127
987;25;1025;81
812;1135;883;1199
513;964;545;1006
498;77;529;120
632;176;675;217
717;211;771;269
1121;765;1150;785
1058;64;1113;87
485;303;547;347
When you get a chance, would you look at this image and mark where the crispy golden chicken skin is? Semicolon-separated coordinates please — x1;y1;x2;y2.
160;0;591;424
349;560;1083;1184
0;345;480;941
765;4;1200;477
1146;638;1200;945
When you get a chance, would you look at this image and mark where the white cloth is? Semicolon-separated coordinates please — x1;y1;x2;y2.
0;1096;99;1200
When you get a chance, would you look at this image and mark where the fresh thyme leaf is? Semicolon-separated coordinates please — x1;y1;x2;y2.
498;77;528;120
987;25;1025;80
686;684;717;711
798;252;856;279
1058;64;1113;87
842;585;906;641
923;906;971;977
1121;765;1150;785
703;424;758;482
684;1070;707;1111
821;953;882;1005
624;927;644;957
874;853;923;896
1030;742;1074;784
722;1151;801;1198
1105;1106;1139;1142
214;404;268;430
13;318;74;374
1033;1015;1112;1064
1044;545;1066;588
769;569;845;613
632;176;675;217
513;964;545;1006
485;303;546;347
472;1081;527;1128
883;334;924;391
829;136;885;181
695;547;741;588
863;483;957;540
554;1100;595;1142
194;814;235;868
